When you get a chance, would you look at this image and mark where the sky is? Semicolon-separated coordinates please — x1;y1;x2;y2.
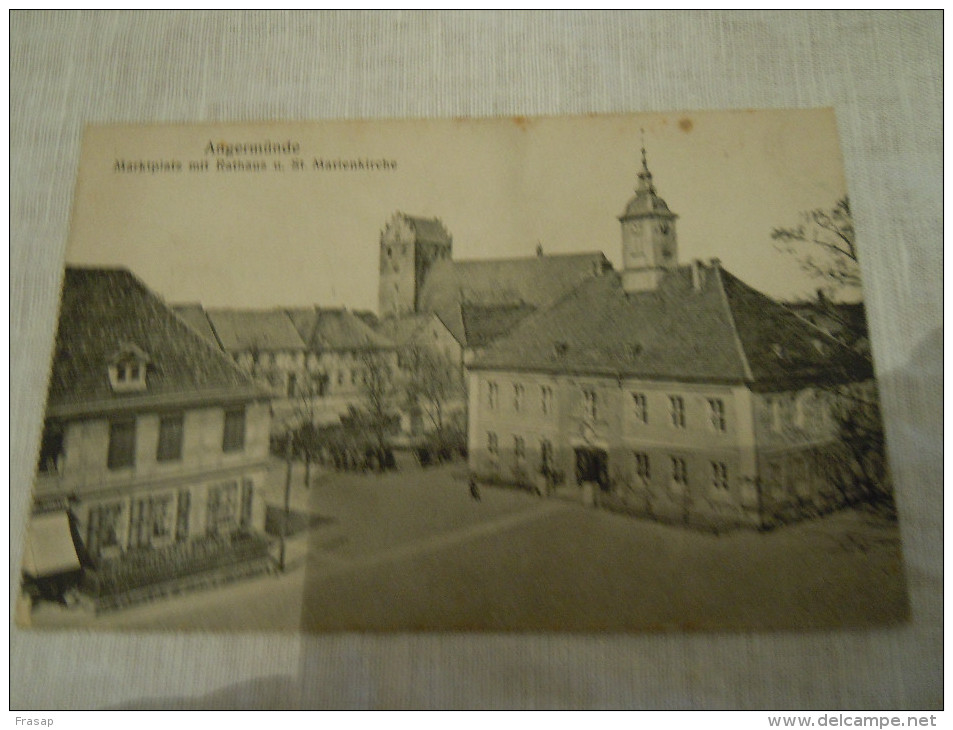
67;109;852;312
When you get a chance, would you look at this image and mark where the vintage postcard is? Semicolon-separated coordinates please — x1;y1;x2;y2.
17;110;908;632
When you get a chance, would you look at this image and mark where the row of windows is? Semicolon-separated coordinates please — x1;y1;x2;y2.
86;480;254;555
485;432;729;491
632;394;726;432
484;380;728;433
630;452;729;491
764;392;824;433
106;407;246;471
487;432;554;469
486;382;555;415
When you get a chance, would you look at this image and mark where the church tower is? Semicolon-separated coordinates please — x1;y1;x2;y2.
618;141;678;293
378;212;453;318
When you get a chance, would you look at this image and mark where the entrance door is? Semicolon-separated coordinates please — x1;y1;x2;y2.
574;448;609;490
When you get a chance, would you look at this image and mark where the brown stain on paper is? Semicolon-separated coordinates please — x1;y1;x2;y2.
679;117;694;133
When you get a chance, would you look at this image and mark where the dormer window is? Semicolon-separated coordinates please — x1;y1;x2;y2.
108;344;150;392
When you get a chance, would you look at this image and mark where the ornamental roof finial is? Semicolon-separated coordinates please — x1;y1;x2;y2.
637;128;654;193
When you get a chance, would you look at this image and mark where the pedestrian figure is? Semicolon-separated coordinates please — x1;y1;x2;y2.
469;477;481;501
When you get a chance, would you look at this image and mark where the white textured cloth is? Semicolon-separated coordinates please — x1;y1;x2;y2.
10;10;941;709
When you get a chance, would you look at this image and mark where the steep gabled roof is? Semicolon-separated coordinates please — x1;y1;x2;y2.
376;313;435;347
471;262;871;389
171;303;221;348
286;307;393;352
204;308;306;352
418;252;611;347
48;268;263;414
461;302;537;349
376;311;461;349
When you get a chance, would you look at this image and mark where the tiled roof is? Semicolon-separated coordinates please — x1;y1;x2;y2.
205;309;306;352
418;252;611;347
471;261;871;388
171;304;221;348
352;310;380;331
461;302;537;349
377;313;434;346
286;308;393;352
377;312;461;349
48;268;261;412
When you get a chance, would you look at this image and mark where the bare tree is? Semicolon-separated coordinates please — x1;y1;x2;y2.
772;197;860;293
290;370;329;487
821;383;894;519
774;200;892;518
402;343;464;436
355;350;398;469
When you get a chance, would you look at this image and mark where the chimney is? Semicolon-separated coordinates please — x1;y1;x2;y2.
691;259;705;291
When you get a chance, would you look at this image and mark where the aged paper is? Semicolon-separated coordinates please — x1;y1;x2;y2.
18;110;908;632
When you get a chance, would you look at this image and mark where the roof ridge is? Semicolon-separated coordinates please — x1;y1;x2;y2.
711;266;755;382
453;251;609;265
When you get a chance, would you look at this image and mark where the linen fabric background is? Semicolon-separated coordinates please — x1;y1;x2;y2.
10;10;942;709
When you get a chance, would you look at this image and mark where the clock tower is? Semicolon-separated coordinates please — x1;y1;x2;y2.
619;142;678;293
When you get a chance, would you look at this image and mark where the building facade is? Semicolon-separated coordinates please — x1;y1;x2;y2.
27;268;274;609
175;304;399;433
467;149;873;529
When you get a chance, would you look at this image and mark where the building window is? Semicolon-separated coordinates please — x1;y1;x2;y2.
670;456;688;488
156;413;184;462
514;435;525;461
708;398;726;432
107;418;136;470
540;439;554;473
669;396;686;429
176;489;191;541
768;396;784;432
487;432;499;458
631;393;648;424
222;407;246;453
241;479;255;528
287;372;297;398
108;346;149;392
130;493;175;548
633;452;650;485
38;419;65;474
541;386;553;415
206;481;239;536
487;382;499;410
582;387;597;421
86;501;126;555
513;383;525;412
711;461;729;491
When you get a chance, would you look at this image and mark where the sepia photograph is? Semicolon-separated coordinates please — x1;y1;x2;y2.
17;109;908;632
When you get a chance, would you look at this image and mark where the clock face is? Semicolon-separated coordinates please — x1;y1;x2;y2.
628;220;643;235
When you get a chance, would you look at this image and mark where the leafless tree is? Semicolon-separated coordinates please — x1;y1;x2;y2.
772;197;860;293
356;350;398;468
821;383;895;519
290;370;329;487
401;343;464;437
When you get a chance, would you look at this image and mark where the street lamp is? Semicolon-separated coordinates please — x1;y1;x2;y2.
278;428;293;572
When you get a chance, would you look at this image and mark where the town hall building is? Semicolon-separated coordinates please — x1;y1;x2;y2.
465;148;873;529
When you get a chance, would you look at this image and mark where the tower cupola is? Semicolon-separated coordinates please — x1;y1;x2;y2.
618;139;678;293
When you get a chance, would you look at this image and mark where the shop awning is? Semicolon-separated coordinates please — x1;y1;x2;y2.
22;512;81;578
